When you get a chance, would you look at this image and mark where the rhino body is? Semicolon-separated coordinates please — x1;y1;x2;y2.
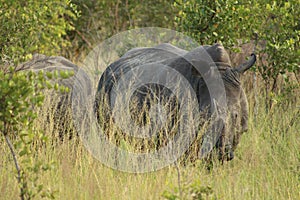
95;43;256;161
18;54;92;139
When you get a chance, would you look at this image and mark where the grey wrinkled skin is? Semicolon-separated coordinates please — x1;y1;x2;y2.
18;54;92;139
95;43;256;162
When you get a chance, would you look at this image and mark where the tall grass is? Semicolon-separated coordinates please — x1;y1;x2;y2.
1;88;299;200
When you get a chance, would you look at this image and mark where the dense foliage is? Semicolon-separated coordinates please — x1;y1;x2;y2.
0;1;77;199
0;68;54;199
0;0;78;66
174;0;242;46
67;0;177;57
174;0;299;65
174;0;299;108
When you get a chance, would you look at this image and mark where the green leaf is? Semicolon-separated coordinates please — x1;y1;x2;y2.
19;149;28;157
46;71;53;79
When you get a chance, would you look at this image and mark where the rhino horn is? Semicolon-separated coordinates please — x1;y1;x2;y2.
234;53;256;73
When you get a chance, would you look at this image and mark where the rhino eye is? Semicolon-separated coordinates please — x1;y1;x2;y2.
232;112;238;120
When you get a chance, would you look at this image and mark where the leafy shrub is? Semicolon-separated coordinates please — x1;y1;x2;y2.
174;0;300;109
0;0;79;66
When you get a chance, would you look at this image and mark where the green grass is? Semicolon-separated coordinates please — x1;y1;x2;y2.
1;96;299;200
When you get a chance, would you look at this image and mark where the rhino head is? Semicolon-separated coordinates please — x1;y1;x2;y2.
199;43;256;161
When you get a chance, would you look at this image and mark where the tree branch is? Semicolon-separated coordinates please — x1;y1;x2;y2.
3;126;24;200
4;134;20;178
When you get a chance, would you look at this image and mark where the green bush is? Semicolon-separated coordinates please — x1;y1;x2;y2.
0;1;78;198
0;67;72;199
0;68;54;199
0;0;79;66
173;0;241;46
174;0;300;109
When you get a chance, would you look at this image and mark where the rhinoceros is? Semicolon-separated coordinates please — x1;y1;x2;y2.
18;54;92;139
94;43;256;162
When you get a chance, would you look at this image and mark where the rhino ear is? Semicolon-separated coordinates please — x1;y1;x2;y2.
234;54;256;73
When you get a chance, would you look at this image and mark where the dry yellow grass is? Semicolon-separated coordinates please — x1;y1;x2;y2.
1;86;299;200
